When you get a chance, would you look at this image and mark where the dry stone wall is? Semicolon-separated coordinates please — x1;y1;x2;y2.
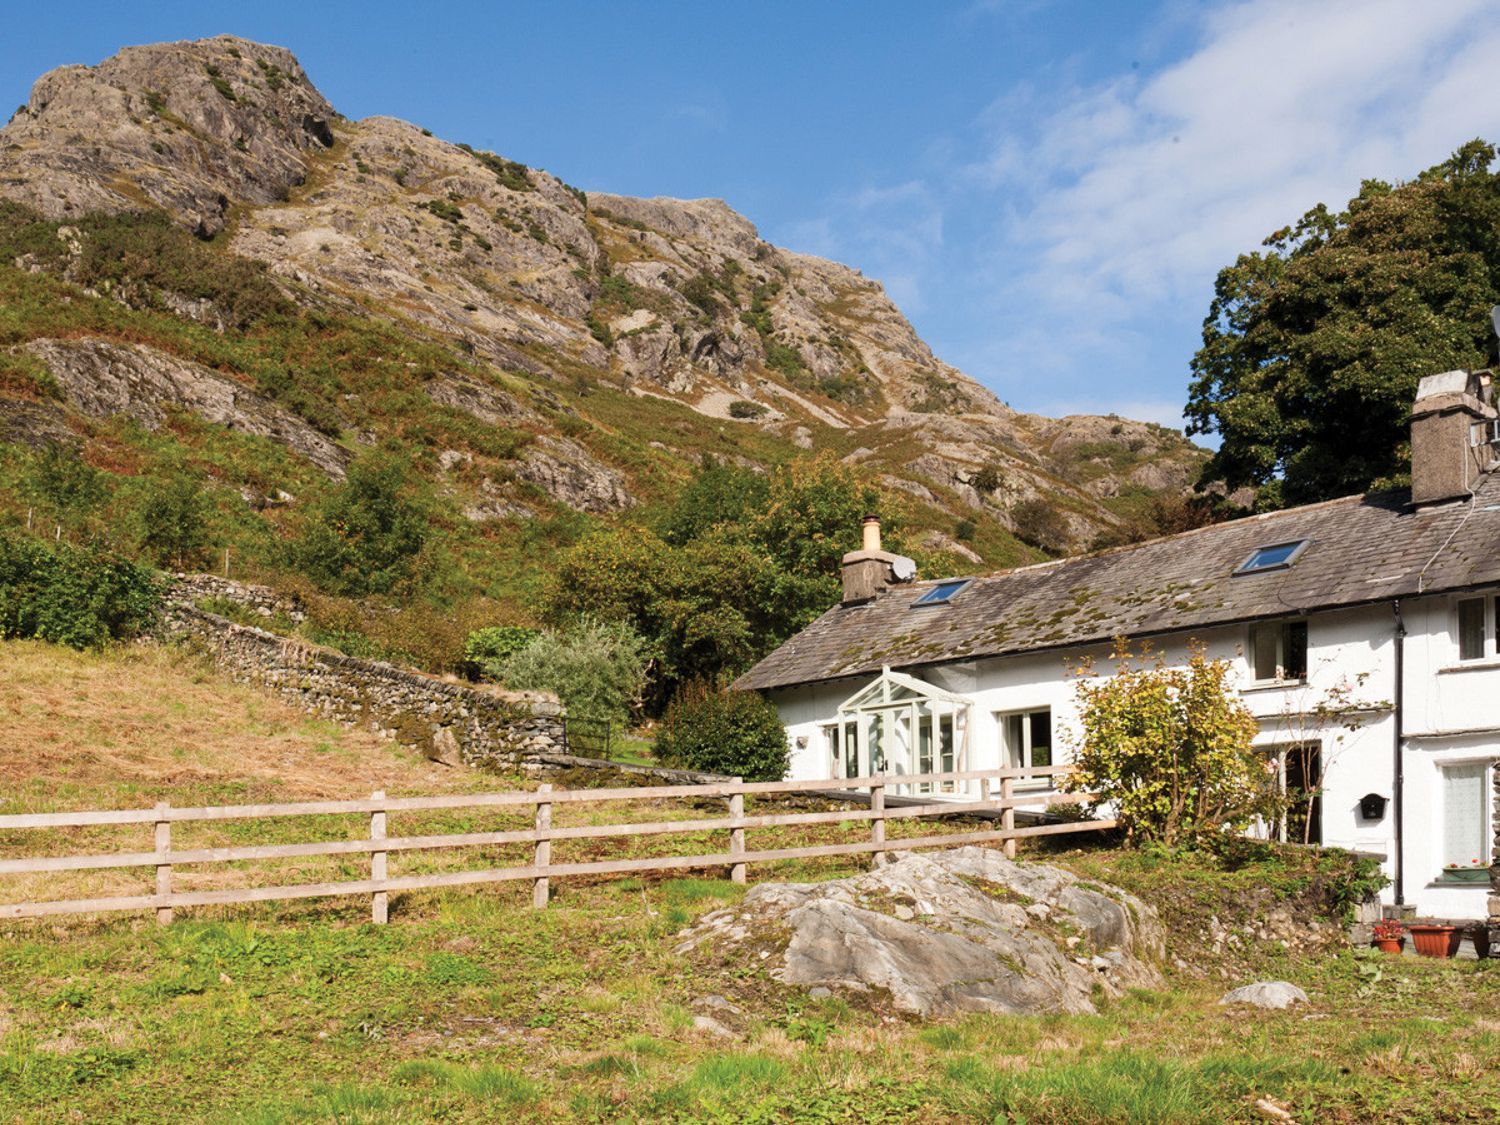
162;580;563;769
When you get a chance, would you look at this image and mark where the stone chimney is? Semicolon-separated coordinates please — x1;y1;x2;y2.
841;515;917;605
1410;369;1496;507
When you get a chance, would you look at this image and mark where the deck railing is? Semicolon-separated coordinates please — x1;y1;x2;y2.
0;765;1113;925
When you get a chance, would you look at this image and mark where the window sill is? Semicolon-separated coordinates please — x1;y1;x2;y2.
1431;873;1491;887
1240;679;1307;694
1436;659;1500;674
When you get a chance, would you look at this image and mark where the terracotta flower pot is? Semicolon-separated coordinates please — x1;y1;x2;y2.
1407;924;1460;958
1375;937;1404;954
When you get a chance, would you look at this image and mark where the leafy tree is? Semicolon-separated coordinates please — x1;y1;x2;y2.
547;454;893;709
493;618;648;731
22;442;107;528
1064;642;1267;847
657;458;768;547
654;682;790;781
295;452;431;596
1186;139;1500;507
137;473;211;569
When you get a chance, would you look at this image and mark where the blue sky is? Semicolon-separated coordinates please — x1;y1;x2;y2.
5;1;1499;431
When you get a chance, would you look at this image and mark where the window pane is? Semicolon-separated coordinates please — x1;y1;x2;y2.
826;726;840;773
1029;710;1052;768
1283;622;1308;680
939;714;954;772
844;721;858;778
1251;624;1279;681
867;714;884;772
1442;763;1486;867
1458;599;1485;661
918;711;933;774
1004;714;1024;770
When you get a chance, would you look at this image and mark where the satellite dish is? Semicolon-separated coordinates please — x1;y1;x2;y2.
890;556;918;582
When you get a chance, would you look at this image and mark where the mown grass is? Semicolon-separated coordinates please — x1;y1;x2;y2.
2;641;1498;1122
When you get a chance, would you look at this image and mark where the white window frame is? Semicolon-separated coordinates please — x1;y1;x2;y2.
1437;759;1493;882
997;707;1054;790
1453;594;1497;663
1248;619;1308;685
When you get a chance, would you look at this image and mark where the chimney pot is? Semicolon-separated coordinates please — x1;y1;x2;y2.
861;515;882;553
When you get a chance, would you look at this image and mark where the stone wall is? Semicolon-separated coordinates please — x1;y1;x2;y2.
162;586;564;769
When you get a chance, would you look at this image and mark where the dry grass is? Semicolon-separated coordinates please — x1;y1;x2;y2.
0;639;479;808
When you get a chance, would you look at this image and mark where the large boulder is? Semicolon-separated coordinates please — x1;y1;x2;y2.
676;847;1163;1018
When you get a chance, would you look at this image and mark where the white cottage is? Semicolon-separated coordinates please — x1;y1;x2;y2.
736;369;1500;920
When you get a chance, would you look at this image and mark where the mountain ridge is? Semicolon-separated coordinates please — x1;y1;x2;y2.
0;34;1206;572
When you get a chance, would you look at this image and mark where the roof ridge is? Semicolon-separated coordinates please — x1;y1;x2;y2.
942;488;1386;589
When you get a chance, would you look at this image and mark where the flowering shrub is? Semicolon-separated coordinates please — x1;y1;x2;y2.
1064;640;1268;848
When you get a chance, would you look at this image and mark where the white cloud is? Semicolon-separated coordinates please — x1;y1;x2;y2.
992;0;1500;312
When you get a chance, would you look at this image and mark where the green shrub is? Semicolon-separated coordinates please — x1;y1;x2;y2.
461;625;539;679
763;342;805;378
1010;497;1070;555
971;464;1003;494
1064;642;1268;847
493;618;647;730
728;400;767;419
0;533;160;647
654;683;789;781
293;452;431;597
137;473;212;569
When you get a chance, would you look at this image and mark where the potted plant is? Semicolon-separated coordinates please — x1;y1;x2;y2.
1441;860;1490;885
1406;922;1462;958
1371;918;1404;954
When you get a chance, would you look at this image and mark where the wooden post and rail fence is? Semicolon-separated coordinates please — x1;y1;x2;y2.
0;765;1112;926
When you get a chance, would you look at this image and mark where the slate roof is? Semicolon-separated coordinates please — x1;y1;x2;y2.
736;472;1500;692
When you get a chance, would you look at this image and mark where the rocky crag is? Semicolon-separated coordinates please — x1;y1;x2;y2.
0;35;1204;555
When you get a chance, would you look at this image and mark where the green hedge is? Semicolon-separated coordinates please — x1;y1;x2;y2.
0;533;161;648
654;684;789;781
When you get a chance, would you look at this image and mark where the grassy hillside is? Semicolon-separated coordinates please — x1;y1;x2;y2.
1;641;1496;1122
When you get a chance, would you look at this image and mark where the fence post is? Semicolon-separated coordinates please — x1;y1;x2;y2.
870;779;886;868
1001;772;1016;859
728;777;746;884
154;802;172;926
370;790;388;925
533;783;552;909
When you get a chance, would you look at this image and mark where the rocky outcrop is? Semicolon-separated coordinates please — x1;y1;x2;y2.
512;434;632;513
21;337;350;477
677;847;1163;1017
2;36;334;238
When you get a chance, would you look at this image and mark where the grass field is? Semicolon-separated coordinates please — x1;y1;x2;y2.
2;642;1498;1122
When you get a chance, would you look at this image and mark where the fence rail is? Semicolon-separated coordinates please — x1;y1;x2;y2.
0;765;1114;924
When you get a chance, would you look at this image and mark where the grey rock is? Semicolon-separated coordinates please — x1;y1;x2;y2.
691;1014;737;1040
678;847;1161;1018
1218;981;1309;1010
24;337;349;477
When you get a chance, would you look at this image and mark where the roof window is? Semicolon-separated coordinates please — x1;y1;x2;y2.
913;579;971;606
1234;540;1309;576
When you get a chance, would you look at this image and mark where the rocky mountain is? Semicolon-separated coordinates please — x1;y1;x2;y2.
0;35;1205;566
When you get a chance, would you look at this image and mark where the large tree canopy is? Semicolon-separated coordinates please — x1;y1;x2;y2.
1185;139;1500;508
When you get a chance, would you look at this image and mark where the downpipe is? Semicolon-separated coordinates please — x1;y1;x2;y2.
1392;599;1406;907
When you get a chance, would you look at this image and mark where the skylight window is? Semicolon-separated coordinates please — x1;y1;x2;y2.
913;579;971;606
1235;540;1309;576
